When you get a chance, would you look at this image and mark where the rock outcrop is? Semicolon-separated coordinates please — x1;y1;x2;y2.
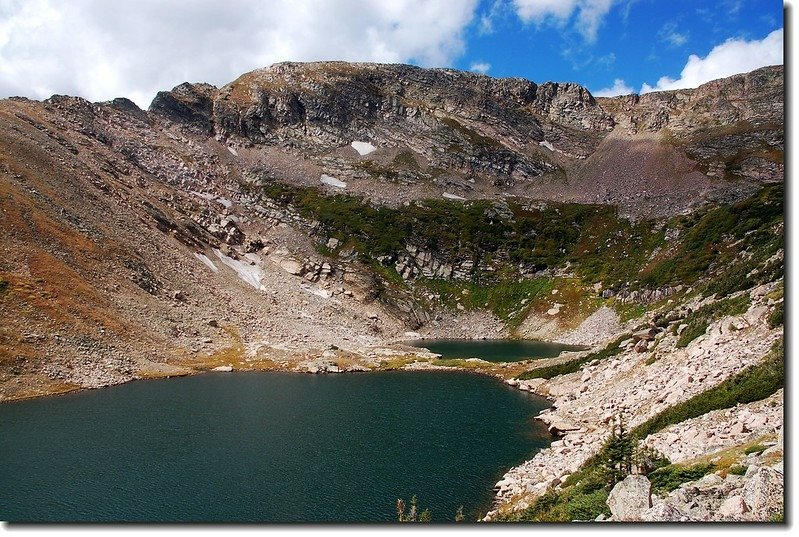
607;475;652;521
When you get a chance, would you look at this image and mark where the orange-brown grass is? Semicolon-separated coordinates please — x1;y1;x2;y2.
0;374;81;402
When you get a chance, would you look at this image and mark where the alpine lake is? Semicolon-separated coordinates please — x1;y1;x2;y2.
0;340;580;522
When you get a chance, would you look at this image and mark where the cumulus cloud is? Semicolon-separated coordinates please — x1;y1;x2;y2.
641;28;783;93
469;62;491;74
0;0;478;108
512;0;617;42
593;78;633;97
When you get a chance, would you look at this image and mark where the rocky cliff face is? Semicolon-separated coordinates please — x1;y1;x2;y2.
147;62;783;217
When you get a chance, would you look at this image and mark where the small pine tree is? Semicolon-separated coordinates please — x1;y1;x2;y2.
603;415;635;488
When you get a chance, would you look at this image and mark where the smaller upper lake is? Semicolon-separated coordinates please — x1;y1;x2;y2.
409;339;587;362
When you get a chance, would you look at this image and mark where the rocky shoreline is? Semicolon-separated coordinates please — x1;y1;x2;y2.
484;281;784;522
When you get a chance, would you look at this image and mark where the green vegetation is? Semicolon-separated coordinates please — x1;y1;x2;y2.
728;464;748;476
251;179;781;338
614;302;647;323
640;184;783;293
675;293;751;348
633;340;784;439
768;305;784;328
516;334;628;381
744;444;767;456
421;278;553;328
392;149;420;169
255;181;781;296
440;117;503;149
396;496;431;522
256;179;661;285
648;463;716;495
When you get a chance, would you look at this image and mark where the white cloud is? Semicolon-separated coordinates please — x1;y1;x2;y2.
0;0;479;108
593;78;633;97
641;28;783;93
659;22;689;47
664;32;688;47
478;0;506;35
512;0;617;42
469;62;491;74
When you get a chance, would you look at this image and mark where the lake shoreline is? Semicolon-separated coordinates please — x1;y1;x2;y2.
1;338;592;404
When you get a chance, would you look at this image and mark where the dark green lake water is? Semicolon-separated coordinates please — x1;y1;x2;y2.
410;338;586;362
0;371;552;523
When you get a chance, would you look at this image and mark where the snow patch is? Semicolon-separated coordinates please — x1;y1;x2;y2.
351;141;376;156
320;174;347;188
194;252;218;273
539;140;555;151
191;191;215;201
226;145;238;156
442;192;466;200
213;249;265;291
217;197;233;208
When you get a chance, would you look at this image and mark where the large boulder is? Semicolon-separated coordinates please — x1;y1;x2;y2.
718;495;748;519
742;466;783;520
607;475;652;521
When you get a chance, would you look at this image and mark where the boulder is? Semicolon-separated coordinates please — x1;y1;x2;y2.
744;306;769;326
280;258;305;276
729;421;749;435
546;418;581;436
632;327;658;341
718;495;748;518
742;466;783;520
641;501;687;522
607;475;652;521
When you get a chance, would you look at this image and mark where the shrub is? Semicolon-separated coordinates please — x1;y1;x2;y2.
500;416;650;522
744;444;767;455
565;490;611;521
768;305;784;328
640;184;783;290
676;318;708;348
649;463;716;495
728;465;748;476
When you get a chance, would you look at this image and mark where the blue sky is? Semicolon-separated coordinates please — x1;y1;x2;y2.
456;0;784;96
0;0;786;107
